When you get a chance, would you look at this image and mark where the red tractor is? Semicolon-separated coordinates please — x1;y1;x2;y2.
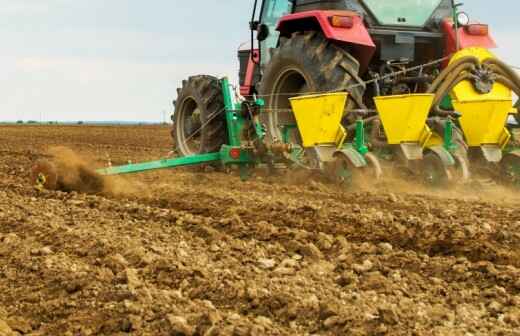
172;0;507;177
31;0;520;191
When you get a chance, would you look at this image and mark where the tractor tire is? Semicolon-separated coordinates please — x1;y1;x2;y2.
172;75;226;156
259;31;366;144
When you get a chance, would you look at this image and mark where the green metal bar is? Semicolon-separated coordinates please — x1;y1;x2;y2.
354;119;369;155
451;0;461;51
221;77;240;147
96;152;221;176
281;124;297;144
254;98;266;140
443;120;456;151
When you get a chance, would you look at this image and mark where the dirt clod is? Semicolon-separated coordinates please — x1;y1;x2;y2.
0;320;13;336
167;315;194;336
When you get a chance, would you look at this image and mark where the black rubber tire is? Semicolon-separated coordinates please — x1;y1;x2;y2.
259;31;366;144
172;75;226;156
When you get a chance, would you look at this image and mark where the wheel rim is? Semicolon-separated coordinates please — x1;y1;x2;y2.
176;97;202;155
333;156;355;185
422;153;450;186
268;68;309;145
329;153;363;186
332;153;383;187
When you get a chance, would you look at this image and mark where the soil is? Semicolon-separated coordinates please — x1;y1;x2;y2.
1;124;520;335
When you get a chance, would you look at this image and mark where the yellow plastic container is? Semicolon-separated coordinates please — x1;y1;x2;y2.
289;92;348;147
450;47;512;103
448;47;513;149
453;99;512;148
374;94;435;145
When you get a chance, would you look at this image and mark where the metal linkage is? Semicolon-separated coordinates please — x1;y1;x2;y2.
254;56;452;98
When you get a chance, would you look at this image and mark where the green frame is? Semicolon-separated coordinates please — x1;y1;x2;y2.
98;78;255;177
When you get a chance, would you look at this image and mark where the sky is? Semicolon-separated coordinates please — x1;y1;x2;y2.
0;0;519;122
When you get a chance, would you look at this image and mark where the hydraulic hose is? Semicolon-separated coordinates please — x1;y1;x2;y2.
427;55;520;119
483;60;520;119
428;56;480;93
433;73;474;108
495;75;520;98
484;58;520;91
428;62;476;94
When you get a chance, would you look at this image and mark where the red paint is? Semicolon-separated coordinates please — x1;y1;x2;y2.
441;19;496;63
240;49;259;96
277;10;375;71
278;10;374;48
229;148;241;159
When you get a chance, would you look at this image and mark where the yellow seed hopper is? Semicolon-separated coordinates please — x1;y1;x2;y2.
289;92;382;178
374;94;436;160
450;47;514;162
289;92;348;148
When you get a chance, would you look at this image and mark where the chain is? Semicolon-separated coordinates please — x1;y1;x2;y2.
177;57;449;149
254;55;452;98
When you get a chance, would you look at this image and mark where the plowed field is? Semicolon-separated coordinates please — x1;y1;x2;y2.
1;124;519;336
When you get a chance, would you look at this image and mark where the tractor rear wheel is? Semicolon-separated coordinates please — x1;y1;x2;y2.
172;75;226;156
259;31;366;145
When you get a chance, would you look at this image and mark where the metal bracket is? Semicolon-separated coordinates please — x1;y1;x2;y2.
335;125;347;149
481;144;503;163
428;145;456;167
498;128;512;150
353;119;369;155
419;125;434;149
334;146;367;168
400;143;424;161
443;119;458;152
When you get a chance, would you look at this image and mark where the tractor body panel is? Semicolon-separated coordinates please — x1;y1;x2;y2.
238;47;260;96
240;0;481;95
441;19;496;58
277;10;375;48
277;10;375;70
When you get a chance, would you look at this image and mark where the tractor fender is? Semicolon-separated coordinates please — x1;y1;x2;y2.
277;10;375;71
334;147;367;168
441;19;496;63
426;145;456;167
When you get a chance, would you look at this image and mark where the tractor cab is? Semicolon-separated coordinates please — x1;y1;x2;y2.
257;0;293;67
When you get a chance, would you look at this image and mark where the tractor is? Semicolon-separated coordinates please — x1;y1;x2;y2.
171;0;520;185
32;0;520;191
